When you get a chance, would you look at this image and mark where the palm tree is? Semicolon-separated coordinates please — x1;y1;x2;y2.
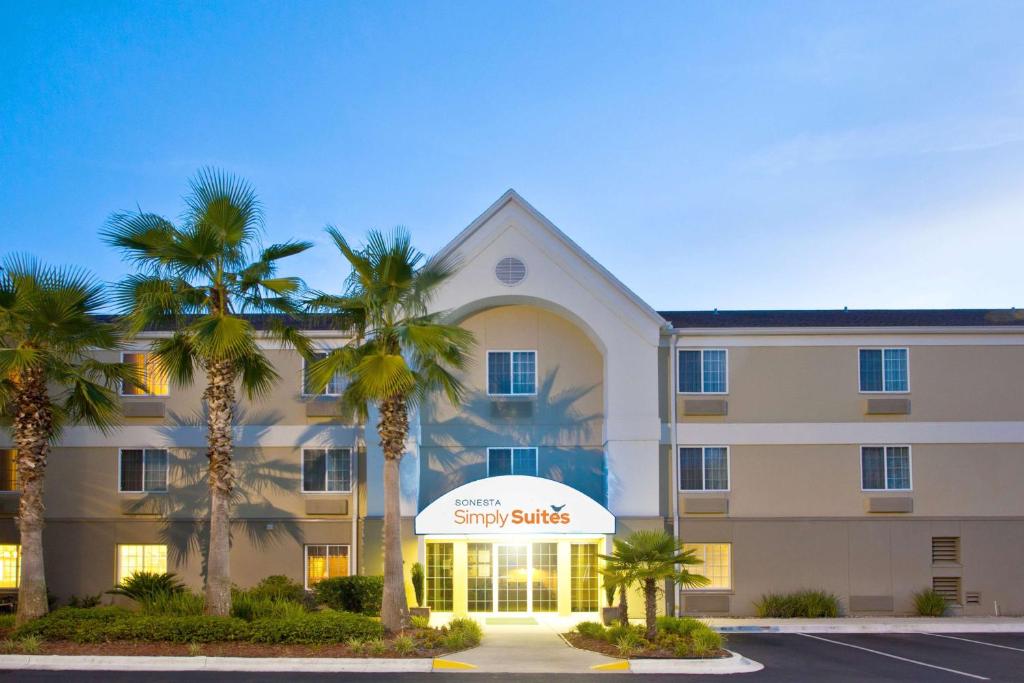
600;530;710;640
103;169;312;616
0;255;136;625
304;227;473;632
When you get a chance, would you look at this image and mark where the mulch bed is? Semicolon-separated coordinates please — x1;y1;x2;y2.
16;640;450;658
564;633;729;660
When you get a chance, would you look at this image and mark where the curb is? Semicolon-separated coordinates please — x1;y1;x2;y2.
0;654;435;673
715;623;1024;634
627;650;765;675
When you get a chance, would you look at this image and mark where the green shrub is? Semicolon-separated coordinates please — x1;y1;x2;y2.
0;614;15;630
754;590;840;618
409;615;430;629
247;575;306;604
313;576;384;615
248;612;384;644
656;616;702;637
410;563;425;608
447;618;482;644
604;623;645;644
393;635;415;655
367;638;388;656
84;615;251;643
689;626;723;657
108;572;185;603
913;589;948;617
68;594;103;609
231;593;307;621
141;591;205;617
15;607;131;640
575;621;606;639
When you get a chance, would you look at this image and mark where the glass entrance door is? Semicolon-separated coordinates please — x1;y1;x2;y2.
496;544;528;612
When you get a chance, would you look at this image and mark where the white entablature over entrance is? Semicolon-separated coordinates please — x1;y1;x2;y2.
429;190;666;517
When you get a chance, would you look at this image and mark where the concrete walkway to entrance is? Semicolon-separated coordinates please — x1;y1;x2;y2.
451;622;616;673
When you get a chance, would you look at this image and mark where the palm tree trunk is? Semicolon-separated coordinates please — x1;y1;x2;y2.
204;359;236;616
644;578;657;640
12;367;52;626
619;584;629;625
378;395;409;633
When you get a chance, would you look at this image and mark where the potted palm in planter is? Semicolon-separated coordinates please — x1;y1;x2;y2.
409;562;430;621
600;569;627;625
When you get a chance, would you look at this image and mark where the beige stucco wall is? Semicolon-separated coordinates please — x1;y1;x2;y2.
676;443;1024;518
674;344;1024;423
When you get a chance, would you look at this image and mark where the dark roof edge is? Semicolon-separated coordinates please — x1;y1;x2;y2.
658;308;1024;329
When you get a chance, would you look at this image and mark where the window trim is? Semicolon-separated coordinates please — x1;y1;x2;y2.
301;447;354;494
119;351;169;397
677;446;731;492
117;448;169;494
301;352;344;397
682;542;732;592
860;444;913;492
302;543;351;590
486;447;539;477
486;349;538;397
676;348;729;395
857;347;911;394
115;543;168;584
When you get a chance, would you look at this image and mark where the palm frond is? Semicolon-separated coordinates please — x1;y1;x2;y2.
235;349;279;400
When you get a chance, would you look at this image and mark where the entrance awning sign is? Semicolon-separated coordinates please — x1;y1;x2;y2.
414;475;615;535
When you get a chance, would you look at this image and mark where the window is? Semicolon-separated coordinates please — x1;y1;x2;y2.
304;545;349;587
302;448;352;492
570;543;598;612
683;543;731;590
861;446;911;490
678;349;727;393
303;352;345;396
426;542;454;611
532;542;558;612
487;447;538;477
117;544;167;583
487;351;536;395
119;449;168;493
678;447;729;491
121;352;169;396
466;543;493;612
0;450;16;492
0;545;20;589
859;348;908;392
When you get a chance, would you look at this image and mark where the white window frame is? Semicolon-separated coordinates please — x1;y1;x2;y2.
486;350;538;397
115;543;168;584
301;352;344;397
301;448;353;493
677;446;730;492
486;447;539;477
117;448;169;494
677;348;729;395
303;543;351;590
119;351;169;397
682;543;732;592
860;445;913;492
857;347;910;394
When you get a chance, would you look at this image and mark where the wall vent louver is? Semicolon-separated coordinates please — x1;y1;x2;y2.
932;576;962;605
931;536;960;563
965;592;981;606
495;256;527;286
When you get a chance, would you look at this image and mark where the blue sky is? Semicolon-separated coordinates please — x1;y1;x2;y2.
2;1;1023;311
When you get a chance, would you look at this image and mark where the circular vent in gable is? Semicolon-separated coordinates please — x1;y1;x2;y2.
495;256;527;286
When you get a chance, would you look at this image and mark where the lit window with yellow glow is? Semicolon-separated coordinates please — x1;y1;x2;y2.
117;544;168;583
0;545;20;588
0;450;17;492
683;543;731;590
121;353;169;396
305;545;349;588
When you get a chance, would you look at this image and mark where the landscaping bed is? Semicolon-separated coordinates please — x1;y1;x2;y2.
565;617;729;660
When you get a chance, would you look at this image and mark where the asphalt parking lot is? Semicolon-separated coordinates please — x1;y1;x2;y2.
0;632;1021;682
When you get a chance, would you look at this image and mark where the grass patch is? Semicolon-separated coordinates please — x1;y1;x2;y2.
913;589;948;617
754;590;840;618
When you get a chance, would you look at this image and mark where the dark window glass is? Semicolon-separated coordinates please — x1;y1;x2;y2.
679;448;704;490
488;449;512;476
303;450;326;492
861;446;886;489
859;350;883;392
120;450;144;491
488;352;512;394
679;350;702;392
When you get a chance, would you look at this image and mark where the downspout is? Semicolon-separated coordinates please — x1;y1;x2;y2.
352;435;362;575
669;330;680;616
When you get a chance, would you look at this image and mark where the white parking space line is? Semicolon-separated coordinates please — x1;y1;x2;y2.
924;633;1024;653
797;633;990;680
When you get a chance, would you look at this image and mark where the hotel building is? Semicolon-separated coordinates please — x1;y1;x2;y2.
1;190;1022;619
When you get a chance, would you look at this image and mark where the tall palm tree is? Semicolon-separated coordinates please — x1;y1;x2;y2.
305;227;473;632
600;530;709;640
0;255;135;625
103;169;312;616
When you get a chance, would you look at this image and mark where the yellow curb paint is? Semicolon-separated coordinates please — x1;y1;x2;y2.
433;658;478;670
591;660;630;671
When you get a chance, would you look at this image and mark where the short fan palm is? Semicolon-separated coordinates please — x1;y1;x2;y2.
103;169;312;616
0;255;136;625
304;226;474;632
601;530;709;640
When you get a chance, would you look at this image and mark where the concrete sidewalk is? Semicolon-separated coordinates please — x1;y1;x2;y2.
451;623;616;673
706;616;1024;633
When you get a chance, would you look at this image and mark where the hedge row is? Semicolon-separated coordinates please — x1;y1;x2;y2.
15;607;384;644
